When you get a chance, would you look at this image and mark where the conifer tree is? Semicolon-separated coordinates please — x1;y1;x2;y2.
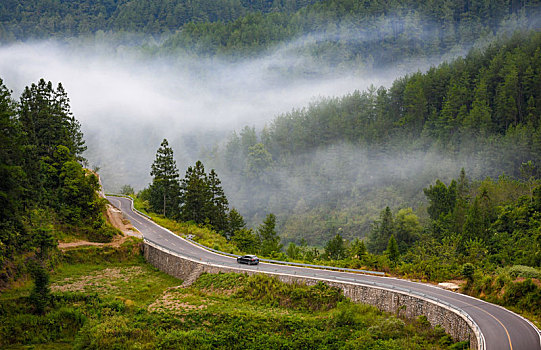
386;234;399;266
149;139;181;218
367;206;394;254
207;169;229;232
232;228;259;253
324;233;346;260
257;213;282;257
19;79;86;160
227;208;246;239
0;78;24;265
180;160;211;223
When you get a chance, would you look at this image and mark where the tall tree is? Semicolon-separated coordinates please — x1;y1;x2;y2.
180;160;211;223
227;208;246;239
367;207;394;254
0;78;25;266
423;179;457;221
257;213;282;257
324;233;346;260
18;79;86;203
207;169;229;232
149;139;181;218
394;208;421;253
19;79;86;161
386;234;400;266
232;228;259;253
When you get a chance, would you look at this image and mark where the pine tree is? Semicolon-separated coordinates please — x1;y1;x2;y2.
207;169;229;232
18;79;86;204
325;234;346;260
227;208;246;239
29;227;56;314
149;139;181;218
367;207;394;254
0;78;25;266
386;234;400;266
19;79;86;160
180;160;211;224
257;213;282;257
423;179;457;220
349;238;366;259
232;228;258;253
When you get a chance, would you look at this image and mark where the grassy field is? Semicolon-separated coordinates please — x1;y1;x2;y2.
0;237;470;349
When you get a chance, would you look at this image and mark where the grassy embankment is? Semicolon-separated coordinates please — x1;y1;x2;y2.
130;194;541;329
0;237;469;349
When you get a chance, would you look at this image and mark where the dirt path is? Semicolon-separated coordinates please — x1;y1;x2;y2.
58;203;142;250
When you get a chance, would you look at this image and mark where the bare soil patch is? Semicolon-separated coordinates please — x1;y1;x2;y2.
58;203;141;250
51;266;145;293
148;288;210;315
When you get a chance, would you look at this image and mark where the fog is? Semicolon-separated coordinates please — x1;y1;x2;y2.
0;37;417;191
0;14;518;193
216;139;486;243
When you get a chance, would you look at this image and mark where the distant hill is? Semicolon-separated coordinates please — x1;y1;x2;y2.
0;0;320;40
2;0;540;71
204;31;541;245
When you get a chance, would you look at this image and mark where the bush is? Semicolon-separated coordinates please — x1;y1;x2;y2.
237;274;345;311
74;315;151;349
0;306;86;345
86;225;118;243
330;302;376;328
503;279;537;305
508;265;541;279
367;318;405;340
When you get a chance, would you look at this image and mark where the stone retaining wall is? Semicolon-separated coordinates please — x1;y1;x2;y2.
143;242;480;349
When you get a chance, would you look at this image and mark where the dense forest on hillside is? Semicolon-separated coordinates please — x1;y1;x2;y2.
0;78;116;285
0;0;319;41
1;0;540;73
203;31;541;245
161;0;541;64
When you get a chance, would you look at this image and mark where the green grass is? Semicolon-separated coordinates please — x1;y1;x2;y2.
0;241;469;349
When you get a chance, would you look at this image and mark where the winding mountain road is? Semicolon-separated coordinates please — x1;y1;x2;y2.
108;195;541;350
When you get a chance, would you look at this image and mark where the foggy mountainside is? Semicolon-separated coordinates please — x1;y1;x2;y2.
1;0;540;193
0;0;320;39
0;0;540;244
3;1;541;348
205;31;541;244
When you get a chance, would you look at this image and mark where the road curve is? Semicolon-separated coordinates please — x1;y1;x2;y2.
108;195;541;350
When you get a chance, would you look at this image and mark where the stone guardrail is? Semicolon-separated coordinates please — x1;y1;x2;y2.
143;237;485;350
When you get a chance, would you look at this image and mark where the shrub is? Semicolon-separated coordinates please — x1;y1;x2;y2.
367;318;405;340
508;265;541;279
503;279;537;305
237;274;344;311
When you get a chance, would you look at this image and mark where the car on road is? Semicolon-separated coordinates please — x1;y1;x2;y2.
237;255;259;265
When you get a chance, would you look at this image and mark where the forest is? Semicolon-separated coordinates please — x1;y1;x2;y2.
0;77;117;285
2;0;541;73
1;0;540;342
0;0;318;40
201;30;541;245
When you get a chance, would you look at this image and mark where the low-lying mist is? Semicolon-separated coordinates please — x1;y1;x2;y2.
211;141;482;244
0;38;411;191
0;14;532;208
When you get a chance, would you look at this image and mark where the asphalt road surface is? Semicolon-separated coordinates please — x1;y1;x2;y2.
108;195;541;350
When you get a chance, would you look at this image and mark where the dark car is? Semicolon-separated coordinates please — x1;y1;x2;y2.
237;255;259;265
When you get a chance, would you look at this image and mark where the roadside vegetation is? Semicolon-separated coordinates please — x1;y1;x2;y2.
0;242;469;349
131;163;541;329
